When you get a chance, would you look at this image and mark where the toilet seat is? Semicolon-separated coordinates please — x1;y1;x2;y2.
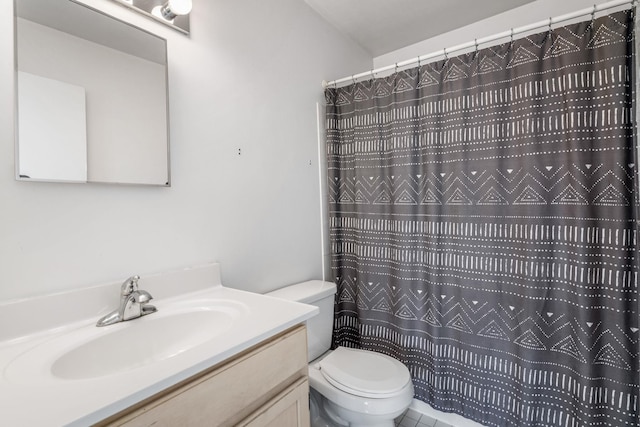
318;347;411;399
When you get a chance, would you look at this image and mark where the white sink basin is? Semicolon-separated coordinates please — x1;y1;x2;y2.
0;264;320;427
4;298;248;383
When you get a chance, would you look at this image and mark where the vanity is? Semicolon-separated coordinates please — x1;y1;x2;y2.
99;326;309;426
0;263;317;426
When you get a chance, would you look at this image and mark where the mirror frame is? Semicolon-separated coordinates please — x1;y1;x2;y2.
13;0;171;186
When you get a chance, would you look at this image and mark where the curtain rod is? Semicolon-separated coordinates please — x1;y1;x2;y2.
322;0;635;88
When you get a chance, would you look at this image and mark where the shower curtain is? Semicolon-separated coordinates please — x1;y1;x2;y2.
326;9;638;427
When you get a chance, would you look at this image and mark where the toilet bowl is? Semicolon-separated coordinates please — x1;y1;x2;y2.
266;281;414;427
309;347;414;427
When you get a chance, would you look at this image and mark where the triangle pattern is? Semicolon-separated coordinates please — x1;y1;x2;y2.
417;72;439;88
394;189;418;205
477;320;510;341
338;289;354;303
594;343;631;370
552;184;588;205
354;190;370;204
477;186;509;205
513;185;547;205
514;329;547;350
588;25;627;49
538;165;560;179
393;78;414;93
446;313;474;334
373;190;392;204
474;56;503;76
421;308;442;327
356;298;369;311
395;304;418;320
353;87;369;102
422;189;442;205
446;188;473;205
372;298;392;313
335;92;350;106
466;301;486;316
593;184;629;206
373;82;391;98
544;36;581;59
551;336;587;363
507;46;539;68
444;64;468;82
338;192;354;204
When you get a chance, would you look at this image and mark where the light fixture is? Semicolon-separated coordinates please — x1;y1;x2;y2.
111;0;192;34
152;0;193;22
162;0;192;20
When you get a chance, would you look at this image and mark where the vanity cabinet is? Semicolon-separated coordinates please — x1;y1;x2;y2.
98;325;310;427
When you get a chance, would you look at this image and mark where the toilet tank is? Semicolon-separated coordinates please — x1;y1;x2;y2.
266;280;336;361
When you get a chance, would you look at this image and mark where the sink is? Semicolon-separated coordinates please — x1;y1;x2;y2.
4;298;248;383
0;264;320;427
53;309;235;379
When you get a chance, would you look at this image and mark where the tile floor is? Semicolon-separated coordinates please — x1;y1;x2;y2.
395;408;454;427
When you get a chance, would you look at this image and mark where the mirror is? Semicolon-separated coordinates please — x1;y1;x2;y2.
14;0;170;186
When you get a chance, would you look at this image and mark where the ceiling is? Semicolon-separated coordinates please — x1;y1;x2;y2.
304;0;537;57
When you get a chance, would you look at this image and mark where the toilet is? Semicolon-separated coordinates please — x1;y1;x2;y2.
266;280;414;427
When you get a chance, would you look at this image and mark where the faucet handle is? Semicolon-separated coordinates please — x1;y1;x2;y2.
121;275;140;296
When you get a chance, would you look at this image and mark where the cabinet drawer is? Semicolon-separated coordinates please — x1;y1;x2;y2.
103;325;308;427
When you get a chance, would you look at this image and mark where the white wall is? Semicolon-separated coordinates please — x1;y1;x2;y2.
374;0;610;68
0;0;371;301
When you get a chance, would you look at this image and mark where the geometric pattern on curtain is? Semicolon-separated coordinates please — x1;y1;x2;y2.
325;10;638;427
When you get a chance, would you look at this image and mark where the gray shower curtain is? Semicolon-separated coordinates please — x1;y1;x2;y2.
326;9;639;427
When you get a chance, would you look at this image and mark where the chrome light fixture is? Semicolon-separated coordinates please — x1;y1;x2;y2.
111;0;192;34
154;0;192;21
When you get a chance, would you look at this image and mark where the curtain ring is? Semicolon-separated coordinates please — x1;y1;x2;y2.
352;75;356;85
443;47;448;60
510;28;514;43
548;17;553;32
417;56;422;67
474;38;479;53
395;62;399;73
370;69;375;80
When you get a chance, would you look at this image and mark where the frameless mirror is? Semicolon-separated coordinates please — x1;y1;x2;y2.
14;0;170;186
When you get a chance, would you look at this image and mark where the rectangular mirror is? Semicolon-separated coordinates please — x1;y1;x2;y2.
14;0;170;186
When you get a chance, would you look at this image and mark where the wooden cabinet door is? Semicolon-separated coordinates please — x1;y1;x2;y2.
238;378;310;427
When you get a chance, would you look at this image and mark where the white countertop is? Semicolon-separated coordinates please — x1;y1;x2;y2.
0;264;317;426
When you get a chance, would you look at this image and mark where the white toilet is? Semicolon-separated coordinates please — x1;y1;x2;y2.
267;280;414;427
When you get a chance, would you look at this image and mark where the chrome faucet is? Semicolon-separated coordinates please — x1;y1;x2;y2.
96;275;157;327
